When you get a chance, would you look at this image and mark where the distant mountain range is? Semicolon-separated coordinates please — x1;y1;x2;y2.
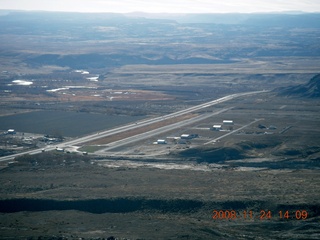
278;74;320;98
0;11;319;69
1;10;320;27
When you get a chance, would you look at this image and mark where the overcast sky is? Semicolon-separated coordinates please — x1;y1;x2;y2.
0;0;319;13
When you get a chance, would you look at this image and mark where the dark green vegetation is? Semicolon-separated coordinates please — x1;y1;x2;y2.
178;142;320;169
1;152;320;239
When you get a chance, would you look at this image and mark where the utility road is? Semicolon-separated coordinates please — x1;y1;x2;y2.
204;118;263;145
0;90;268;162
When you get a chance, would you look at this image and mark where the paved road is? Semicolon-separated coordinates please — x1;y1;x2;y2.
204;118;263;145
95;107;233;154
0;90;268;162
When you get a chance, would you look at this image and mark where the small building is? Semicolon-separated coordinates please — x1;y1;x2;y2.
157;139;167;144
212;125;222;131
7;129;16;134
56;147;64;152
180;134;198;139
181;134;191;139
223;120;234;125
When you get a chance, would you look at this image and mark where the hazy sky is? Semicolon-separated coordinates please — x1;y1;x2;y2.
0;0;319;13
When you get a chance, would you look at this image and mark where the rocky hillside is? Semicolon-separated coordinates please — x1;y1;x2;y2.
278;74;320;98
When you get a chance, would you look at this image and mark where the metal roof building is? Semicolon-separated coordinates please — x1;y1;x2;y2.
223;120;234;125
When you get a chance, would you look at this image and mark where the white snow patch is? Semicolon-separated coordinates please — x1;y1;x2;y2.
12;80;33;86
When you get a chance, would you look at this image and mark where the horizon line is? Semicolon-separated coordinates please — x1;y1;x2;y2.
0;9;319;15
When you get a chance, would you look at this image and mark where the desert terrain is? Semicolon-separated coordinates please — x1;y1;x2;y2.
0;11;319;239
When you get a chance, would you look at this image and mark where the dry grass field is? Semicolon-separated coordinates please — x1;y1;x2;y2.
0;93;319;239
0;11;320;239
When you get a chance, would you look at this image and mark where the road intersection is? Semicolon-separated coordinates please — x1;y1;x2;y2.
0;90;268;162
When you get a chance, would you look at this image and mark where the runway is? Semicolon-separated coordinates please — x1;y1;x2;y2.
0;90;268;162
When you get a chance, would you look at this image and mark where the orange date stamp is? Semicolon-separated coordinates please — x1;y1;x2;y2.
212;210;308;220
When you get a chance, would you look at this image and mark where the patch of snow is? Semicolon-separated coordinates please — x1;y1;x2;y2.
12;80;33;86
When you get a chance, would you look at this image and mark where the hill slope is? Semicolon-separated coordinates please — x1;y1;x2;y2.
278;74;320;98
